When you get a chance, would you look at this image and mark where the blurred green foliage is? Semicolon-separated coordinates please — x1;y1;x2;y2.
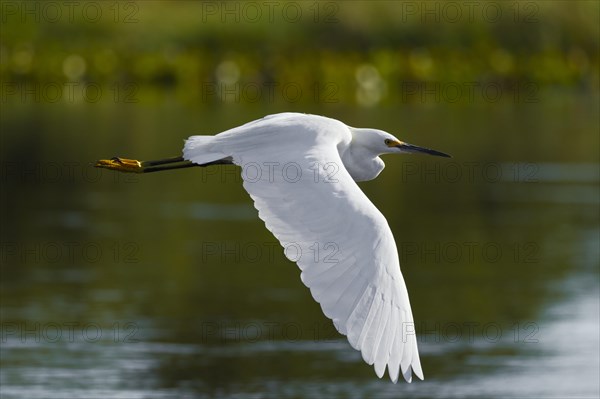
1;1;598;105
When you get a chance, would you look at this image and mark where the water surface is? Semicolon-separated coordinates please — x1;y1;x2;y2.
1;97;599;398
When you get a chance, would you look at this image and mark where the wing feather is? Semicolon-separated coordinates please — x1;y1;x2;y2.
359;290;385;364
388;306;403;383
374;299;393;377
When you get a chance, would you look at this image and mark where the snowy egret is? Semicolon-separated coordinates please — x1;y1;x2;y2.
95;112;450;383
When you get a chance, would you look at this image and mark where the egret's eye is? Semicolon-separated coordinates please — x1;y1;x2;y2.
384;139;392;145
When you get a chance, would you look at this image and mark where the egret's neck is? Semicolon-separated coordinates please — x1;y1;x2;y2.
342;142;385;182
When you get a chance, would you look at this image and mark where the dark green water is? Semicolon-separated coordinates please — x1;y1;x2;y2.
1;95;598;398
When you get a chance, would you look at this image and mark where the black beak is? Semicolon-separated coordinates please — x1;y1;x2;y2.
397;142;451;158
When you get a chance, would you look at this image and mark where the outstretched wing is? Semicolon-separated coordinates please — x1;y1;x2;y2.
184;114;423;383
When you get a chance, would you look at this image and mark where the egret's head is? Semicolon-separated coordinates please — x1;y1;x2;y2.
353;128;451;158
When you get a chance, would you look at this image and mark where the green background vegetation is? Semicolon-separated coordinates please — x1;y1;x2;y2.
2;1;598;105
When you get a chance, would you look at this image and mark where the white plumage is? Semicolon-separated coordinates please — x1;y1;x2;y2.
182;112;451;383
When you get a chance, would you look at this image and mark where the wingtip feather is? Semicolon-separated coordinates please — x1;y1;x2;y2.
374;362;386;378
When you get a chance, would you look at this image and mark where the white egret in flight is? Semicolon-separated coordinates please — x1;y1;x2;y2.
95;112;450;383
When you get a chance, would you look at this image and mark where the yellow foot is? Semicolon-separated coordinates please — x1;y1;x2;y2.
94;157;144;173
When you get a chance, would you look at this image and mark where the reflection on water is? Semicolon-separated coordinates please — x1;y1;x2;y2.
1;98;599;398
2;288;598;399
